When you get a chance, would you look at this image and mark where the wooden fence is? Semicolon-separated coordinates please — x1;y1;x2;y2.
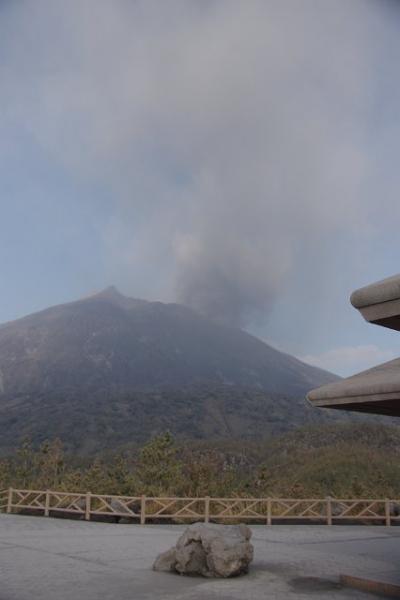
1;488;400;525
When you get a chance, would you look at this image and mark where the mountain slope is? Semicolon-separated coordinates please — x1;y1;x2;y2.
0;287;340;452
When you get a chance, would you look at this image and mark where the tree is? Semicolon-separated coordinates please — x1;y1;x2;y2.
14;439;35;488
34;439;65;489
135;432;183;495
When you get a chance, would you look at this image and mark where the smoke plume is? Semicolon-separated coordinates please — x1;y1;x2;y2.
1;0;398;326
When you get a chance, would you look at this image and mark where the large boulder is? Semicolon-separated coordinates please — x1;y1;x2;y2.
153;522;253;577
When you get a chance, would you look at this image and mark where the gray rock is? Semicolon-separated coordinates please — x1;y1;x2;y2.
176;540;207;575
152;547;177;572
153;522;253;577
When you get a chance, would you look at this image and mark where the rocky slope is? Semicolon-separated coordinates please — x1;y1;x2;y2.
0;287;340;452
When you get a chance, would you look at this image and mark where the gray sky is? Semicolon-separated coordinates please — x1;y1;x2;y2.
1;0;400;376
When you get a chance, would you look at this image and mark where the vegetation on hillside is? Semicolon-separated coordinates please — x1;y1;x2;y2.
2;423;400;498
0;385;359;455
0;288;339;454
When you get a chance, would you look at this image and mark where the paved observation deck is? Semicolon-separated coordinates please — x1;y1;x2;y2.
1;514;399;599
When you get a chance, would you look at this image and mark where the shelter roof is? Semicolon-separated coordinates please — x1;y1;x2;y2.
307;273;400;415
307;358;400;416
351;273;400;331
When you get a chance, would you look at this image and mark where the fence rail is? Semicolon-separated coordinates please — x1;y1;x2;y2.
2;488;400;525
0;489;8;511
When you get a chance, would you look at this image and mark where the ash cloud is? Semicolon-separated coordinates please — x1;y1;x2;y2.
0;0;398;326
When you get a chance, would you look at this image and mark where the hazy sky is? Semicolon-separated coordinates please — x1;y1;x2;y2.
1;0;400;376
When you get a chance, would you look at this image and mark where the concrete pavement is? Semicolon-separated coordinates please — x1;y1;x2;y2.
1;514;400;599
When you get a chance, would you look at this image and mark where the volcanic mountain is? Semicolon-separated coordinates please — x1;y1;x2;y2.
0;287;340;452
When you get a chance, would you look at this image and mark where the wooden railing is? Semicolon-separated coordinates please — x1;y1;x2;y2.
0;489;8;512
2;488;400;525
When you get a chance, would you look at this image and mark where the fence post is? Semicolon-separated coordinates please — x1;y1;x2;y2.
6;487;13;514
326;496;332;526
204;496;210;523
385;499;391;527
85;492;91;521
140;495;146;525
44;490;50;517
267;498;272;526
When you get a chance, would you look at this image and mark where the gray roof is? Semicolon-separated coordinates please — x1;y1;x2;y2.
307;358;400;416
350;273;400;332
351;273;400;309
307;272;400;416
